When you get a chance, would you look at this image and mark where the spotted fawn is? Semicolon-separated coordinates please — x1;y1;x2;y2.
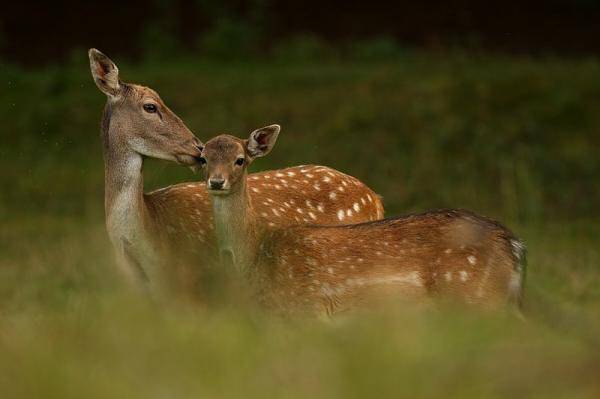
200;125;527;315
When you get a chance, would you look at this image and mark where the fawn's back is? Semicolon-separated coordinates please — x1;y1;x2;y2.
256;209;526;315
147;164;383;254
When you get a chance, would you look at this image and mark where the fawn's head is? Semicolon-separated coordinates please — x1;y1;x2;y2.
88;48;203;167
200;125;280;195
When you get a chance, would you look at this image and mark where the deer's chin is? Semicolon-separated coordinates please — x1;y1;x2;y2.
207;188;231;196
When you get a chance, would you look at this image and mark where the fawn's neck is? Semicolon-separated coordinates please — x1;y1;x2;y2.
211;178;260;271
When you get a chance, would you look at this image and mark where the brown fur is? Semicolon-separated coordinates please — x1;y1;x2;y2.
147;164;384;296
202;130;526;316
90;50;384;297
257;209;524;315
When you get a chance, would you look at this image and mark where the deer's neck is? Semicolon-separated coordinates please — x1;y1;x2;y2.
211;179;260;271
102;113;151;248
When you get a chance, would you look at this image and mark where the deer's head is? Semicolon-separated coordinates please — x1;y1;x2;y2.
88;48;203;167
200;125;280;195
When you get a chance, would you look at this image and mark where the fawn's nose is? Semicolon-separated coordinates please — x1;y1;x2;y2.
209;178;225;190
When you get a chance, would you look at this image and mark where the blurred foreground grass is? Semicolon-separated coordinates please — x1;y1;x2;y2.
0;53;598;397
0;218;599;398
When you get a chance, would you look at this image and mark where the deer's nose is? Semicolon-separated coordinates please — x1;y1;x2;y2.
209;178;225;190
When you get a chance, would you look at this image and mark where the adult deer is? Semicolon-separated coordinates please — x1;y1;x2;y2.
89;49;384;296
200;125;527;315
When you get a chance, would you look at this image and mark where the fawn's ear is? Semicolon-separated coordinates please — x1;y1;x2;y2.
88;48;121;97
246;124;281;159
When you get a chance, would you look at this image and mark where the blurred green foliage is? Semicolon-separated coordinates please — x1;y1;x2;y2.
0;218;598;398
199;18;262;60
272;34;339;63
1;52;598;221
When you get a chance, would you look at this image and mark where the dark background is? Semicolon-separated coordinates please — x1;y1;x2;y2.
3;0;600;65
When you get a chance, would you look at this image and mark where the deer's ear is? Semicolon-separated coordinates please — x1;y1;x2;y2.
247;124;280;159
88;48;121;97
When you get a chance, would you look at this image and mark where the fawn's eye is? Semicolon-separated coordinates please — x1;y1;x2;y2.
235;157;245;166
198;157;207;166
143;103;158;113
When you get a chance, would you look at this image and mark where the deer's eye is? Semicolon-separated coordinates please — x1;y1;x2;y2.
235;157;245;166
198;157;207;166
143;103;158;113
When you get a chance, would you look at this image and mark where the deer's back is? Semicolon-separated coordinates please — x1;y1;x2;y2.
259;209;525;314
146;164;384;247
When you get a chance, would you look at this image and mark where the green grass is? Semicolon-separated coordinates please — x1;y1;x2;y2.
0;52;598;397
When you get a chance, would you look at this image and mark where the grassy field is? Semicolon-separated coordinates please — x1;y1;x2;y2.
0;52;598;397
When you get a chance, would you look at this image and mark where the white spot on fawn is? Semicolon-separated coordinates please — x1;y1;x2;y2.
322;176;331;183
467;255;477;265
459;271;468;281
337;210;345;221
329;192;337;200
308;212;317;220
445;272;453;281
251;187;260;193
353;202;360;212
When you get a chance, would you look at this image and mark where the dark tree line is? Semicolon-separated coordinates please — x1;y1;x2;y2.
2;0;600;65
